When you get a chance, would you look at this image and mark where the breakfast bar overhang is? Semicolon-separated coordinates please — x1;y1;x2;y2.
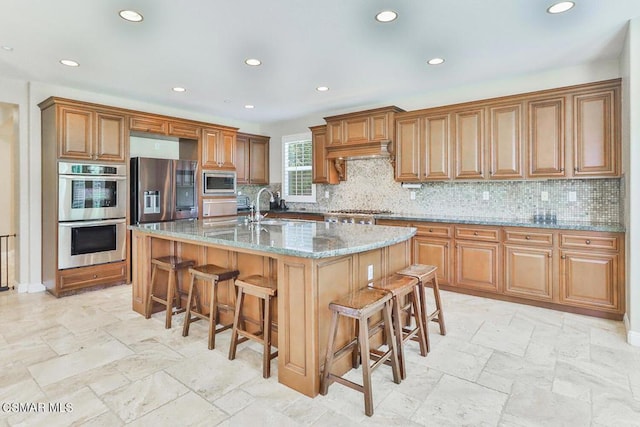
130;218;416;397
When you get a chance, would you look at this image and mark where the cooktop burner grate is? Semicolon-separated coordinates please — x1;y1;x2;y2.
327;209;392;215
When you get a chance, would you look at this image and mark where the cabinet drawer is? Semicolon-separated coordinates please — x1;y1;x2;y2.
130;115;167;134
58;261;126;291
504;229;554;246
455;226;500;242
375;219;412;227
168;121;200;138
414;223;452;238
560;233;619;251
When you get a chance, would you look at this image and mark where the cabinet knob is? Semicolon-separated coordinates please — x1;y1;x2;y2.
473;231;478;236
489;170;493;175
93;274;98;279
548;253;552;258
585;239;591;245
561;255;566;259
525;236;531;240
574;167;579;172
429;228;433;232
560;168;565;172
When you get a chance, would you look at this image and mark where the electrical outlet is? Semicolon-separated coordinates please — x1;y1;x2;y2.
482;191;489;200
541;191;549;201
324;191;329;199
410;191;416;200
238;191;242;195
154;142;160;150
568;191;577;202
367;265;374;281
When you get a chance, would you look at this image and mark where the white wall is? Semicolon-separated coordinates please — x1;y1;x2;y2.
621;19;640;346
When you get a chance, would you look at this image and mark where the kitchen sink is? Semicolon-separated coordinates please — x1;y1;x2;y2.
256;219;289;226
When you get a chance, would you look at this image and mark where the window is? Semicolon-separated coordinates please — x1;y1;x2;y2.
282;132;315;203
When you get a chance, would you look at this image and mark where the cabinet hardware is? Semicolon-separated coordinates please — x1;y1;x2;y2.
548;253;552;258
574;167;579;172
560;168;564;172
93;274;98;278
525;236;531;240
561;255;566;259
429;228;433;232
585;239;591;245
473;231;478;236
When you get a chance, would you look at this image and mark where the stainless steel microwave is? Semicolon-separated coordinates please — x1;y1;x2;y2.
203;170;237;196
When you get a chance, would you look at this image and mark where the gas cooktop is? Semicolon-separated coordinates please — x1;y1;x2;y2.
326;209;392;215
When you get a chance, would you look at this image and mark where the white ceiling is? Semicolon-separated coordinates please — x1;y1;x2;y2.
0;1;639;124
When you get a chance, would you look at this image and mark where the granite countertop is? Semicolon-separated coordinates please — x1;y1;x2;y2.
234;209;624;232
130;218;416;259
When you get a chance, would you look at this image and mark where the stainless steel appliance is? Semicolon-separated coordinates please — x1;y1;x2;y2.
130;157;199;224
58;162;127;221
203;170;236;196
58;218;127;269
202;197;237;217
323;209;392;225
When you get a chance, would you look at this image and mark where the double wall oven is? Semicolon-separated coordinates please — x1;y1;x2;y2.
57;162;127;269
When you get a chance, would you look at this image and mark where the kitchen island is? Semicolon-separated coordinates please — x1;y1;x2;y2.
130;218;416;397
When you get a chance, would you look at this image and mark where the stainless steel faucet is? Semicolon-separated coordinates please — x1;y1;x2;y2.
254;187;274;222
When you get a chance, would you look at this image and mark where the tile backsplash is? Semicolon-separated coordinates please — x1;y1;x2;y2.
244;158;623;224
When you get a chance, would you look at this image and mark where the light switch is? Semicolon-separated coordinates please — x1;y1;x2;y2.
482;191;490;200
541;191;549;201
367;265;374;281
410;191;416;200
568;191;577;202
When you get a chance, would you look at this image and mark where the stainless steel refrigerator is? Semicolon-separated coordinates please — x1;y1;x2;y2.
130;157;198;224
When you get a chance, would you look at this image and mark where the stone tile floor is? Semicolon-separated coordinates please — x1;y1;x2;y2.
1;285;639;426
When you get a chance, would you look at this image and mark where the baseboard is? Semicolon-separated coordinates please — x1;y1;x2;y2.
624;313;640;347
17;282;46;293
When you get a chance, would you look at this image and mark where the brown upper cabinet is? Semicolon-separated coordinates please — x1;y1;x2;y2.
236;132;270;185
394;79;621;182
325;106;404;146
311;125;343;184
202;127;236;170
130;114;201;139
42;100;127;163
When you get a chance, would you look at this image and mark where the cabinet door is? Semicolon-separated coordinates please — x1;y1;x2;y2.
370;112;390;141
572;88;618;176
202;128;221;169
413;236;452;286
504;245;553;301
130;115;167;134
560;250;620;311
95;110;126;162
343;116;369;143
453;109;484;179
327;121;343;145
58;105;94;160
168;121;200;139
455;240;499;292
423;114;451;180
527;97;566;177
219;130;236;170
249;137;269;184
235;134;249;184
489;103;523;179
395;117;421;182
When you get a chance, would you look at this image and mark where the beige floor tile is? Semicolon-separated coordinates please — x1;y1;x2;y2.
27;339;133;388
127;391;228;427
483;350;555;390
471;320;533;356
424;337;493;382
591;390;640;426
41;364;131;399
411;374;507;426
0;335;58;367
213;389;255;415
111;338;184;381
102;371;189;423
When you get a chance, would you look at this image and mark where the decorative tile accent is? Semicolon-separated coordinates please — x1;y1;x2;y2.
281;158;622;224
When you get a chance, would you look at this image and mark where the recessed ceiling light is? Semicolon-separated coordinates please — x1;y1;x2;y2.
547;1;575;14
375;10;398;23
245;58;261;66
316;86;329;92
119;10;144;22
2;46;13;51
244;105;255;109
60;59;79;67
427;57;445;65
172;87;186;93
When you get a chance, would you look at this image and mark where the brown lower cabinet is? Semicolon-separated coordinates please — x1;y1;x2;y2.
376;219;625;319
57;261;127;294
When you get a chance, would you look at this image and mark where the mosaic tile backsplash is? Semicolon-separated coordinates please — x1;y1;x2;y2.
241;158;623;224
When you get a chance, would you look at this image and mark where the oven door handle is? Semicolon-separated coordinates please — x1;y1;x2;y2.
59;175;127;180
58;218;126;227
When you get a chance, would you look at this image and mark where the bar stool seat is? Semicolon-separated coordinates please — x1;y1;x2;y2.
182;264;240;350
228;275;278;379
320;287;401;417
146;256;196;329
396;264;446;352
368;274;427;379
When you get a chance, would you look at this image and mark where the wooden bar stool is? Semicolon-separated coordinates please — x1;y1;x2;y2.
228;275;278;379
320;287;401;417
145;256;195;329
182;264;240;350
396;264;446;352
368;274;427;380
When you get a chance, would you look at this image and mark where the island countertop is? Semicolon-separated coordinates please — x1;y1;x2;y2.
130;218;417;259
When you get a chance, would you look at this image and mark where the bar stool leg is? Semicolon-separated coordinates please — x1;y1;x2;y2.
358;315;374;417
411;287;428;357
165;270;176;329
383;301;401;385
228;285;244;360
432;276;447;335
145;264;158;319
209;278;218;350
390;296;406;380
182;274;197;338
263;297;272;378
320;311;340;396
